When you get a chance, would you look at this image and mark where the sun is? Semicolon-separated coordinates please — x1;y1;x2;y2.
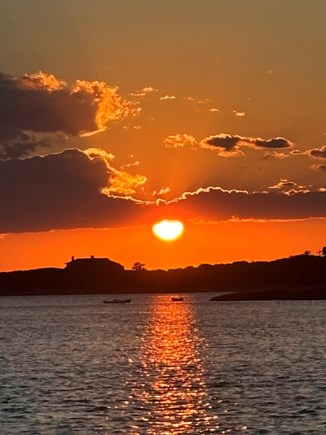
152;220;184;242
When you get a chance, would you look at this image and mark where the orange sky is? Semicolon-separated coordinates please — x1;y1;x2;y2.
0;1;325;271
1;218;325;272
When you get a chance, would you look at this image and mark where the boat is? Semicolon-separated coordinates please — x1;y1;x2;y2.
171;296;184;302
103;298;131;304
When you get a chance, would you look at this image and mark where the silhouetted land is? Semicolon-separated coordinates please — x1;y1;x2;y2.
0;255;325;299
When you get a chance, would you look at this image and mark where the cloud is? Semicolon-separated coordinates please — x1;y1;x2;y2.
0;148;150;233
121;160;140;169
183;96;211;104
269;179;298;190
263;151;290;160
201;134;294;157
290;150;304;156
163;187;326;221
0;131;52;159
0;71;134;157
164;132;294;157
0;129;69;160
164;133;198;149
268;178;310;195
311;164;326;172
209;108;220;113
233;110;245;117
202;134;293;152
83;148;147;196
129;86;158;98
263;151;291;160
153;186;171;197
103;170;147;196
308;145;326;160
201;134;244;157
160;95;176;101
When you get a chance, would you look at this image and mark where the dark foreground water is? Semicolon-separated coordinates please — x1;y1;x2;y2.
0;294;325;434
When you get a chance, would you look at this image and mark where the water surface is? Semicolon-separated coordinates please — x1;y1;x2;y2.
0;294;325;433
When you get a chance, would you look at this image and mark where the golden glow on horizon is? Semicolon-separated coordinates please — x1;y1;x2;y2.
1;219;325;272
152;219;184;241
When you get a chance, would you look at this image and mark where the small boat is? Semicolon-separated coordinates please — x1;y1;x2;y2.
171;296;184;302
103;298;131;304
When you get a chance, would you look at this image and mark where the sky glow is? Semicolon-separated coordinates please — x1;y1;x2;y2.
0;0;325;270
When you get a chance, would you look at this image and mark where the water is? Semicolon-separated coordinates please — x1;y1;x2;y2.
0;294;325;434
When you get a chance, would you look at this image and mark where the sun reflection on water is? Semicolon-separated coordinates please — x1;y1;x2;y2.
129;295;218;434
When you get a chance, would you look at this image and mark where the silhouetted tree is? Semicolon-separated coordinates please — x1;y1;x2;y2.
321;247;326;257
303;250;311;256
132;262;146;271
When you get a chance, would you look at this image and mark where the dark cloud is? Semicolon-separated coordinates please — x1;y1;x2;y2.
0;149;148;233
164;187;326;221
254;137;293;149
202;134;293;152
204;134;238;151
165;133;294;157
0;71;133;158
0;131;45;159
308;146;326;160
0;131;67;160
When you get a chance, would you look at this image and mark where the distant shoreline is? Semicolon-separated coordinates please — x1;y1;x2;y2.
0;254;325;300
210;286;326;301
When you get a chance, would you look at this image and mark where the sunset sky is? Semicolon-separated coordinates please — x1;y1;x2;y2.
0;0;325;271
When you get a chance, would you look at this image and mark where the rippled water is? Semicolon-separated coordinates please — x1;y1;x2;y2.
0;294;325;434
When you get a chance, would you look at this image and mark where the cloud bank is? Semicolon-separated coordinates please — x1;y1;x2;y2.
0;150;325;234
164;187;326;221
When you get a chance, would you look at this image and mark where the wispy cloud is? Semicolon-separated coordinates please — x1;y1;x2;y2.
129;86;158;98
153;186;171;197
263;151;290;160
164;133;198;149
233;110;245;117
84;148;147;197
183;96;211;105
159;95;176;101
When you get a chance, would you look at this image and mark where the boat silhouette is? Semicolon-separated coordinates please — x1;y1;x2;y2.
103;298;131;304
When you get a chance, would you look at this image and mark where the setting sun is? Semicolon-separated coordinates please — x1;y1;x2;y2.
152;220;184;242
